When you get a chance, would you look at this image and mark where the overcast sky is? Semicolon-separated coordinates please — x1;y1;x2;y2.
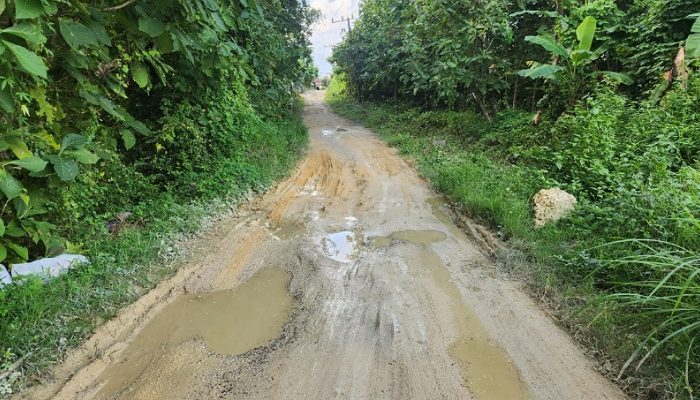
310;0;361;77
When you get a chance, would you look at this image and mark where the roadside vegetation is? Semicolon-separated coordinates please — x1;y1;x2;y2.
0;0;315;394
328;0;700;398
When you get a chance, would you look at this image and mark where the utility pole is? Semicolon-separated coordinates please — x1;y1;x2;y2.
331;15;355;33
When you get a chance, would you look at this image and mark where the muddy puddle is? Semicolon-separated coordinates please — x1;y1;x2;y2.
321;231;361;263
321;229;447;263
415;249;530;400
322;126;349;136
370;229;447;248
95;267;293;398
375;225;528;400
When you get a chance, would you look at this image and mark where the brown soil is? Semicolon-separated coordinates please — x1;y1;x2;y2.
17;91;627;400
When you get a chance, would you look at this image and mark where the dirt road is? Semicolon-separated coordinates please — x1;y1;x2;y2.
22;91;627;400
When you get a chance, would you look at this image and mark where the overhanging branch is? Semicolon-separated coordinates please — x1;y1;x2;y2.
103;0;138;12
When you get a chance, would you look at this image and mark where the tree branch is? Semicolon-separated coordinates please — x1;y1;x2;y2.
103;0;138;12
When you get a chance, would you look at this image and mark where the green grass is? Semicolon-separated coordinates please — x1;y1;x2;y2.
0;100;307;396
326;80;699;399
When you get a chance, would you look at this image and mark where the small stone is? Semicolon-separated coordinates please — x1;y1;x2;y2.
533;188;577;227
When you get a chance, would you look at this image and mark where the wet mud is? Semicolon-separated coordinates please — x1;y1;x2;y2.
94;268;293;399
20;91;627;400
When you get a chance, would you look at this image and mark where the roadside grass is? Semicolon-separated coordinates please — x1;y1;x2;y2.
0;101;307;395
326;84;699;398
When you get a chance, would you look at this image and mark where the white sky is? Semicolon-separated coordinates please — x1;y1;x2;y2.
309;0;361;77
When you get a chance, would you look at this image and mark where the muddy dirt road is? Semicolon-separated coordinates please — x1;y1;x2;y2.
22;91;627;400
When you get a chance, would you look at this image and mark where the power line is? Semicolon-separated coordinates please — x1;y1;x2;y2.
331;15;355;33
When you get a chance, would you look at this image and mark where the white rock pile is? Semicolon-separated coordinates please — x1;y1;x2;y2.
533;188;577;227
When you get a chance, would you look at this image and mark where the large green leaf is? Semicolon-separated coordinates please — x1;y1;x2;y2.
14;0;44;19
39;0;57;14
517;64;563;79
139;17;165;38
524;35;568;58
8;156;48;172
5;136;33;159
571;49;594;65
2;40;48;79
4;220;25;237
79;89;128;121
47;155;79;181
0;0;6;16
59;19;100;50
65;148;99;164
688;15;700;58
155;32;175;53
6;242;28;261
2;23;47;45
131;62;150;88
120;129;136;150
88;21;111;46
0;169;23;199
687;33;700;58
576;16;597;52
126;118;151;135
0;87;14;113
0;243;7;263
60;134;87;152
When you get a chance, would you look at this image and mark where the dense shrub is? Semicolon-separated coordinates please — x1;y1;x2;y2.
0;0;317;265
0;0;316;391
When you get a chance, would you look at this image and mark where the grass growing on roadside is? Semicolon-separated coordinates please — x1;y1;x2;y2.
326;76;700;398
0;100;307;395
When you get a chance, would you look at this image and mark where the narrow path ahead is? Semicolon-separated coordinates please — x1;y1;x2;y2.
24;91;626;400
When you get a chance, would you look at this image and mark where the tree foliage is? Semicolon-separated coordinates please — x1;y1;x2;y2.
0;0;317;264
332;0;697;115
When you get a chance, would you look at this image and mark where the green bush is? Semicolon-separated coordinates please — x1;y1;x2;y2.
0;0;317;391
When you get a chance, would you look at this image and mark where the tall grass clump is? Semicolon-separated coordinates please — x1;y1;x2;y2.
596;239;700;397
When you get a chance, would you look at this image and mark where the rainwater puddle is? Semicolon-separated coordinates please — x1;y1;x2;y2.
321;231;361;263
96;267;293;397
417;250;530;400
322;126;349;136
370;229;447;248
